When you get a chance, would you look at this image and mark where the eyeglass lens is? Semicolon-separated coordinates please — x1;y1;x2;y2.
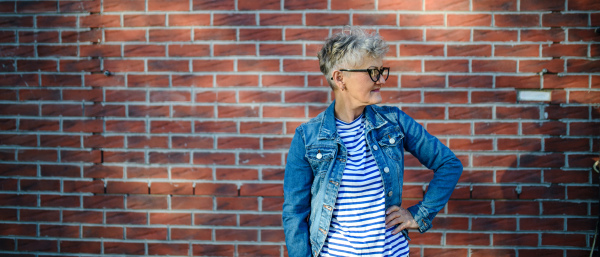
368;68;389;82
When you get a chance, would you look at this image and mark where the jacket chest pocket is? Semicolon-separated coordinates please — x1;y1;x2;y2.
378;131;404;161
306;147;336;177
306;147;336;195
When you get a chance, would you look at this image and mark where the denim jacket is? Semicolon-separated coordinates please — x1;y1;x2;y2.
282;102;463;257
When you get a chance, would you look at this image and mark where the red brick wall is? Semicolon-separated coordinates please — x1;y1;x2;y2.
0;0;599;256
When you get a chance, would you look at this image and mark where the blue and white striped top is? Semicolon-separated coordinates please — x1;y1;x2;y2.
320;114;409;257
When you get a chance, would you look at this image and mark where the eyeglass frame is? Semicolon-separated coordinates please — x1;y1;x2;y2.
338;67;390;82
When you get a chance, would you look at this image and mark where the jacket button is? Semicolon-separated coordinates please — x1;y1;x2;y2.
384;167;389;173
388;191;393;196
373;145;378;151
316;153;322;159
389;138;395;144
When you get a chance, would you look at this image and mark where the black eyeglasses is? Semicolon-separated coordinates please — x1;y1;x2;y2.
339;67;390;82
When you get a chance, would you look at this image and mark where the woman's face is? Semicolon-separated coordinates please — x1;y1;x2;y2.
341;57;386;107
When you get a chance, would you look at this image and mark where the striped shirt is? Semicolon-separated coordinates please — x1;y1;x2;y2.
321;114;409;257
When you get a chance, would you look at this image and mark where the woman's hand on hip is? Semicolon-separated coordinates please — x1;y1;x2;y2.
385;205;419;235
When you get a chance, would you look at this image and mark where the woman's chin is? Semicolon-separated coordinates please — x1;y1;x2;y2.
369;94;382;105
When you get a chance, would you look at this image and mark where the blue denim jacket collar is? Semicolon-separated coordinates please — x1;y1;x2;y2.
318;101;388;140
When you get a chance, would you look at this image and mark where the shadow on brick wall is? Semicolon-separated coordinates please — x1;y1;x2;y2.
494;101;599;256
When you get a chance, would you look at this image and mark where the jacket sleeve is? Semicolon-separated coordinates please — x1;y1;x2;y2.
398;110;463;233
282;126;313;257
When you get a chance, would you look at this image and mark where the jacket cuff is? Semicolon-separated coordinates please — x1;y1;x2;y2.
407;204;433;233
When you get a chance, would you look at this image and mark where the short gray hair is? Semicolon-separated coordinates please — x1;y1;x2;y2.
317;27;389;89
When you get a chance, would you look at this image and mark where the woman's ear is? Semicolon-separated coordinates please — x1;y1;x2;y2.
331;70;344;90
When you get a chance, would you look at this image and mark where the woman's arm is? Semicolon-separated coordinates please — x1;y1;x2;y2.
399;110;463;233
282;127;313;257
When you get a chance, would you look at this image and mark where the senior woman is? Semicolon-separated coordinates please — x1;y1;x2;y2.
282;27;463;257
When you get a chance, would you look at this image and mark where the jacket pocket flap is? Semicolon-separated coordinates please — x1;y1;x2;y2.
306;147;336;161
378;131;404;147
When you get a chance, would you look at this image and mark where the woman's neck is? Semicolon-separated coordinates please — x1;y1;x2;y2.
334;98;365;123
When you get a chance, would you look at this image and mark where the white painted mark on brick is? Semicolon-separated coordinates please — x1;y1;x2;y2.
518;91;551;102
